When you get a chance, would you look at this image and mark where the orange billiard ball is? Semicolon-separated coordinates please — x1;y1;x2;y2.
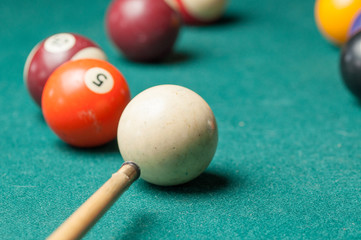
42;59;130;147
315;0;361;45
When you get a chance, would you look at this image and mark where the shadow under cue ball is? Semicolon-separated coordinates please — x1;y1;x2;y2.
117;85;218;186
105;0;182;62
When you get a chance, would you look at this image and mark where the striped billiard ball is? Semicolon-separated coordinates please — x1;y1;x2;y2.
24;33;107;106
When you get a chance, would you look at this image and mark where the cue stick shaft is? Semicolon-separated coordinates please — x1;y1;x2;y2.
47;162;140;240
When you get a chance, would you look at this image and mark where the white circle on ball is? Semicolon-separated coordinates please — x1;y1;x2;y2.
84;67;114;94
44;33;76;53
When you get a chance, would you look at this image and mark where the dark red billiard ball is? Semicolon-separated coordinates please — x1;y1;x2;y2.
42;59;130;148
24;33;107;106
105;0;181;62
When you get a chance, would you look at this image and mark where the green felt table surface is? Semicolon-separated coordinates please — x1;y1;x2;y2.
1;0;361;239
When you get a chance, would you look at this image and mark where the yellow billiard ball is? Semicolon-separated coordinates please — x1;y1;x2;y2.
315;0;361;45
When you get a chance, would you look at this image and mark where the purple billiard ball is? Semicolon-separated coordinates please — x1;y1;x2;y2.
24;33;107;106
349;10;361;37
105;0;182;62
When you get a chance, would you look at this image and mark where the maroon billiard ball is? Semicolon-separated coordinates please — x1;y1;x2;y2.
24;33;107;106
105;0;182;62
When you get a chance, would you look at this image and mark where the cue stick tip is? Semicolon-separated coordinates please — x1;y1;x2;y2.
121;161;141;180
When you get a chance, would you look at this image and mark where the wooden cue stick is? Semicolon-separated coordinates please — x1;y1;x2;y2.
47;162;140;240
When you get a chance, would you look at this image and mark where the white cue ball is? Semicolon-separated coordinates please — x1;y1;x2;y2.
117;85;218;186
